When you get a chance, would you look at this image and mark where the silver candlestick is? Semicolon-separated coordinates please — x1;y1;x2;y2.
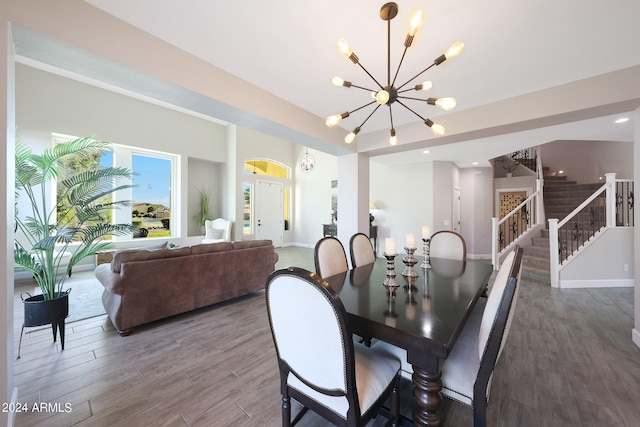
402;247;419;278
421;238;431;269
383;254;400;289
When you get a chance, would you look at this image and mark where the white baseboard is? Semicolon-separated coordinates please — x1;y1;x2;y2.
633;328;640;349
558;278;635;289
467;253;492;260
281;242;314;249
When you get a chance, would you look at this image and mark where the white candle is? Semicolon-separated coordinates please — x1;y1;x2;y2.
384;237;396;255
406;233;416;249
422;225;431;239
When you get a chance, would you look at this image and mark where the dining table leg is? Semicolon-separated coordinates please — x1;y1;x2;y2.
412;364;443;426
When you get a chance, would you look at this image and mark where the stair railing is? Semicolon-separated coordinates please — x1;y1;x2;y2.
491;146;544;270
548;173;634;287
491;178;543;270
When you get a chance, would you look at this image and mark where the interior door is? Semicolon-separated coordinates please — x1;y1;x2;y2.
255;180;283;247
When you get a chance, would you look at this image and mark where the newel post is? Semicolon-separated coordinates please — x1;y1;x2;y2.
491;217;499;270
605;173;617;228
548;218;559;288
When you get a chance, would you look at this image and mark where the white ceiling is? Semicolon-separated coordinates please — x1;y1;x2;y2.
78;0;640;166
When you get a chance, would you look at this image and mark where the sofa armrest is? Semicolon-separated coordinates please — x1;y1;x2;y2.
94;263;126;295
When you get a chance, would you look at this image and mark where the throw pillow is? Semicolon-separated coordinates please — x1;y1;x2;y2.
206;227;224;240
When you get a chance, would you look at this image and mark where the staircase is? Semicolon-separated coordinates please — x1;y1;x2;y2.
521;168;602;284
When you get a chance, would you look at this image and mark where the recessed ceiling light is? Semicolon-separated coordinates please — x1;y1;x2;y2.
472;162;479;165
615;117;629;124
423;150;430;154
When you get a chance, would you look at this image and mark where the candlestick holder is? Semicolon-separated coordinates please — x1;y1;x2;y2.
382;253;400;289
421;238;431;269
402;247;419;278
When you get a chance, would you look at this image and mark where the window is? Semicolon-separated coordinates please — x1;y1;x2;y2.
243;183;251;235
53;134;178;241
244;159;290;178
132;154;172;238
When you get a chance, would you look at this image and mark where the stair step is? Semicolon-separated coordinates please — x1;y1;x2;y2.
530;236;549;247
523;254;550;270
521;267;551;285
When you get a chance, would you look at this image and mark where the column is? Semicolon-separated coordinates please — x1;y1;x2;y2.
337;153;369;266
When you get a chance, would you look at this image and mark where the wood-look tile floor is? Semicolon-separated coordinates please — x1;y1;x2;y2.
12;247;640;426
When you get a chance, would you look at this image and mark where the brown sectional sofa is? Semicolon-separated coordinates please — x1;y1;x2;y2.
94;240;278;335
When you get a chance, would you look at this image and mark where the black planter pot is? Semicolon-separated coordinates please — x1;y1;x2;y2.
18;290;70;358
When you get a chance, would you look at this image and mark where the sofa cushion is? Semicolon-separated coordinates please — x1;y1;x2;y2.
232;240;272;250
111;246;190;273
190;242;233;255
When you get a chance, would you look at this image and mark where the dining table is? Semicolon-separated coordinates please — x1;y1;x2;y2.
323;255;493;426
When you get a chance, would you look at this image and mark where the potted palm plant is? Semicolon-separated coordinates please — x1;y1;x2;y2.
14;136;134;354
194;188;212;234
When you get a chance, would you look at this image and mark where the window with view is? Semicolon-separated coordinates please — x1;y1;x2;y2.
53;134;177;241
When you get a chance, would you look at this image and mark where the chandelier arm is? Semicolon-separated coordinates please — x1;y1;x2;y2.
356;104;383;129
350;83;379;92
357;62;385;90
391;46;409;87
395;99;427;121
388;105;395;130
348;100;378;116
396;63;437;91
397;95;430;102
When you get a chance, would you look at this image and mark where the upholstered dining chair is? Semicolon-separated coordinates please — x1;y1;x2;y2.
314;236;349;278
376;247;523;427
439;246;523;426
429;230;466;261
349;233;376;267
265;267;401;427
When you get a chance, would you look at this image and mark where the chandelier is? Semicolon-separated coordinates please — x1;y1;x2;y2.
325;2;464;146
299;147;315;173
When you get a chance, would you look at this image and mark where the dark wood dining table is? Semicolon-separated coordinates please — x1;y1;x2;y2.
323;256;493;426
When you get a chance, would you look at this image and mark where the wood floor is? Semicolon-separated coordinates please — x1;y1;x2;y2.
11;247;640;426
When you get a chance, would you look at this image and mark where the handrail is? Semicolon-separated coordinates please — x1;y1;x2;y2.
556;183;607;229
549;173;634;287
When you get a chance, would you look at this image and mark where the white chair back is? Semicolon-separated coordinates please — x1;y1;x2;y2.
267;271;348;392
349;233;375;267
314;237;348;278
429;231;466;261
204;218;231;242
478;249;515;359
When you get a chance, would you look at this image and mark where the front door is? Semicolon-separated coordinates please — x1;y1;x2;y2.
255;180;283;247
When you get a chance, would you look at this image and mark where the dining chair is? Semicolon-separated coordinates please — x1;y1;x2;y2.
314;236;349;278
349;233;376;267
375;247;523;427
429;230;466;261
265;267;401;427
440;246;523;427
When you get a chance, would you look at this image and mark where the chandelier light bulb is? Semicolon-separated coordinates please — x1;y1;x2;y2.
326;114;344;127
376;90;390;105
431;123;446;136
428;97;456;111
436;97;456;111
415;81;433;91
444;41;465;60
425;119;446;136
389;129;398;146
408;9;424;36
344;127;361;144
337;38;352;57
332;76;352;88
